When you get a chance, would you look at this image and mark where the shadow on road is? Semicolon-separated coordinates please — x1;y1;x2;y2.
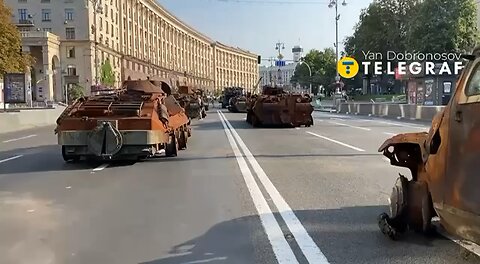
140;206;474;264
0;145;144;175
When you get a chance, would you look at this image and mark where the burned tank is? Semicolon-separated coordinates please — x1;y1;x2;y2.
228;94;249;113
173;85;207;120
377;49;480;245
246;86;314;127
222;87;244;109
55;79;191;162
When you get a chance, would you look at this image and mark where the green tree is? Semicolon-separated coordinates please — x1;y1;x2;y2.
0;2;33;75
343;0;419;61
67;84;85;103
100;59;115;86
407;0;478;54
291;48;336;94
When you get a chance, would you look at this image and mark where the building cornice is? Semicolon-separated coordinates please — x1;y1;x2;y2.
122;55;214;82
142;0;258;59
142;0;213;44
212;41;258;59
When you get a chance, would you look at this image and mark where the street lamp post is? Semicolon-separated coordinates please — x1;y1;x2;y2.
90;0;103;86
329;0;347;91
299;60;312;94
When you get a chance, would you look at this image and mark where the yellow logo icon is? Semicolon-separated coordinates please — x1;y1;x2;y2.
337;57;359;79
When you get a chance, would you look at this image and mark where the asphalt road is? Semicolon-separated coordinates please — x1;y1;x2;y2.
0;109;479;264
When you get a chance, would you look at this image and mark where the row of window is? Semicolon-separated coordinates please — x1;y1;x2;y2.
17;8;74;22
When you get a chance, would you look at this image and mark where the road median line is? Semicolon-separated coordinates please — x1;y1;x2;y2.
217;111;299;263
219;111;330;264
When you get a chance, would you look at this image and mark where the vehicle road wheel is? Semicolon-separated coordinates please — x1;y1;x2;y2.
165;134;178;157
62;146;80;163
178;129;187;150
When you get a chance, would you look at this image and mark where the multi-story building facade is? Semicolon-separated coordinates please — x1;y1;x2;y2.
4;0;258;102
259;63;298;87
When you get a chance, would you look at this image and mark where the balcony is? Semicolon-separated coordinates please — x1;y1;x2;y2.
20;31;60;46
16;19;34;27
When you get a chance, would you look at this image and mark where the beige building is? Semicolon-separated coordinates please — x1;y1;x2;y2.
5;0;258;102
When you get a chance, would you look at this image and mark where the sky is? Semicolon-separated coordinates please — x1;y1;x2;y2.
156;0;373;66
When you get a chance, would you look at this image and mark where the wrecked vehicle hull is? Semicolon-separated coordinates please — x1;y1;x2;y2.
377;48;480;245
246;86;314;127
55;79;191;162
228;96;248;113
174;85;207;120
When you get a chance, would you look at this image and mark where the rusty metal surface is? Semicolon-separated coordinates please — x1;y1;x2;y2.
173;85;206;120
246;86;314;127
55;80;190;157
378;53;480;244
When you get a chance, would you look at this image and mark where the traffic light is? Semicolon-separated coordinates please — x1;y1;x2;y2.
257;55;261;64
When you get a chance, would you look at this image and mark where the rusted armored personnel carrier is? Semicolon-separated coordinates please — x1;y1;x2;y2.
377;50;480;245
55;79;190;162
222;87;244;109
246;86;314;127
228;94;249;113
173;85;207;120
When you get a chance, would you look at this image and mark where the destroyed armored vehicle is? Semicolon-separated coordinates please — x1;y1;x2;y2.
246;86;314;127
227;94;249;113
173;85;207;120
377;49;480;245
221;87;244;109
55;79;191;162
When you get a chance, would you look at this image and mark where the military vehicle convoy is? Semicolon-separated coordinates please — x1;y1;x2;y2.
246;85;314;127
377;49;480;245
55;79;191;162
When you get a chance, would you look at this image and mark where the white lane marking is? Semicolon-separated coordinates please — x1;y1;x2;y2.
2;134;37;143
220;111;329;264
370;120;427;130
0;155;23;164
217;111;299;263
329;121;371;131
306;131;365;152
330;117;345;121
383;132;397;136
323;114;429;129
183;257;228;263
92;164;108;171
295;127;300;130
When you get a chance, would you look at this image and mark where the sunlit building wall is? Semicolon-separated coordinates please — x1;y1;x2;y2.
5;0;259;101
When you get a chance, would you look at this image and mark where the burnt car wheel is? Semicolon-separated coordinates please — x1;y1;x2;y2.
165;134;178;157
378;175;409;239
178;130;188;150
